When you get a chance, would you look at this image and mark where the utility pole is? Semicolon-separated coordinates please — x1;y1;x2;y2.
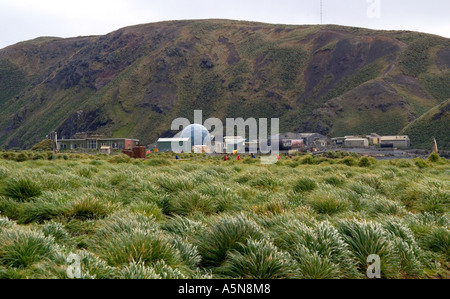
54;131;58;154
320;0;323;25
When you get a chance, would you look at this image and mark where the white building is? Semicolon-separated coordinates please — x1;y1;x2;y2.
224;136;246;153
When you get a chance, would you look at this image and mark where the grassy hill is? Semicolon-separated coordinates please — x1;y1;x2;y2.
0;20;449;149
401;99;450;150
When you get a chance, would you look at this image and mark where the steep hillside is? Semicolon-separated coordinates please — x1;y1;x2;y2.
0;20;449;149
401;99;450;150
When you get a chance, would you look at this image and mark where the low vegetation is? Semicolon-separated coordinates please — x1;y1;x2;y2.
0;151;448;279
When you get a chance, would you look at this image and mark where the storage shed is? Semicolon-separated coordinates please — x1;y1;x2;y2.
344;138;369;148
379;136;410;149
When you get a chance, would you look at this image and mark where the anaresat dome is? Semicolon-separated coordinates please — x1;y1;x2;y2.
180;124;212;147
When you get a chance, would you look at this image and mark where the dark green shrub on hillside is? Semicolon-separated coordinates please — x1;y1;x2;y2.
428;153;441;163
32;154;45;161
324;175;345;187
31;139;54;152
399;38;431;77
15;153;28;162
396;160;413;168
421;73;450;102
413;158;429;169
108;154;131;164
323;151;354;159
340;157;358;167
300;155;320;165
358;157;376;167
1;153;15;161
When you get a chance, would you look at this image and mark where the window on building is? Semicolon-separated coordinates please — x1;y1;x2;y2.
88;140;97;149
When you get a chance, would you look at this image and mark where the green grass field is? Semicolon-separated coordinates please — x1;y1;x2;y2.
0;151;448;279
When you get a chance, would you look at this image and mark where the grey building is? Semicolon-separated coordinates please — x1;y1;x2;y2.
157;138;191;153
272;133;328;151
58;138;139;151
379;136;411;149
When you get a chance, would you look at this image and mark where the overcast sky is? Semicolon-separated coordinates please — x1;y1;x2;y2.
1;0;450;49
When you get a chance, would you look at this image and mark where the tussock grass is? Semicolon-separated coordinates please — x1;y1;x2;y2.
118;261;161;279
293;178;317;193
17;199;69;224
423;228;450;258
0;167;8;180
170;191;218;216
156;175;195;193
307;188;351;216
273;221;360;279
196;214;265;267
217;239;296;279
66;197;115;220
0;177;42;202
0;228;58;269
92;230;182;268
0;152;448;279
337;220;403;278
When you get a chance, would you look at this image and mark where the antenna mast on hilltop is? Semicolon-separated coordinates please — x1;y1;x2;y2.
320;0;323;24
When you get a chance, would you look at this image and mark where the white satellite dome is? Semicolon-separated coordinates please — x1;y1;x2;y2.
180;124;212;147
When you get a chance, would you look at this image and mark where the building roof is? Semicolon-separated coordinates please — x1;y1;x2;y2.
97;138;139;141
345;138;369;141
58;138;139;142
224;138;246;144
157;138;190;142
380;136;409;141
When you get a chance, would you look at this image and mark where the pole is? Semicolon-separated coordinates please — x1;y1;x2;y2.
54;131;58;154
321;0;324;25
